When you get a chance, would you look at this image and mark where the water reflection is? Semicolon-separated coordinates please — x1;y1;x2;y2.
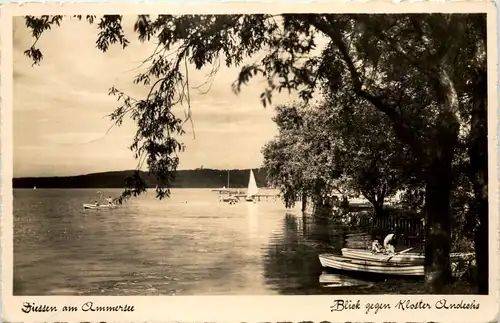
246;202;259;240
319;272;374;289
261;212;403;294
263;213;332;294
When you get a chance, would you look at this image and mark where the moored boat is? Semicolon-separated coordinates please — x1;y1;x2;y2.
341;248;424;264
319;253;424;276
218;171;241;204
221;196;239;204
341;248;475;265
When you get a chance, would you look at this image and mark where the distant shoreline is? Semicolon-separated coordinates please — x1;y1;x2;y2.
13;168;269;189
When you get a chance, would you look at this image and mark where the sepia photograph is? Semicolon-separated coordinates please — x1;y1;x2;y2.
2;2;499;322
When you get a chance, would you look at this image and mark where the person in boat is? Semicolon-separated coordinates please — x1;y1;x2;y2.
383;232;396;254
106;196;113;205
371;239;382;253
94;200;99;206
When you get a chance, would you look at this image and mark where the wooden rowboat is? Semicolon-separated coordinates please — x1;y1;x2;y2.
341;248;424;264
341;248;475;265
319;253;424;276
83;203;117;209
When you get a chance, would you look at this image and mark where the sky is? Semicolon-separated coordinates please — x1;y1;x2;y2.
13;16;297;177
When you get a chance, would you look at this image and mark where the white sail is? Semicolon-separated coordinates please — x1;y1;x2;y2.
246;170;259;198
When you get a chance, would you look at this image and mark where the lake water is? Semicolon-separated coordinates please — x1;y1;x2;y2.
13;188;421;295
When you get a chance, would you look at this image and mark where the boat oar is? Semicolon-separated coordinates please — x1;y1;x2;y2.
386;247;414;262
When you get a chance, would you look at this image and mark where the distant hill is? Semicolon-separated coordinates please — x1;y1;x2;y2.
12;168;270;189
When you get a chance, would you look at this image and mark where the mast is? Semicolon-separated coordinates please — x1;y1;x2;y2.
227;170;230;189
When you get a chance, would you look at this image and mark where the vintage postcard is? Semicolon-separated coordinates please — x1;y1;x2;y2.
1;1;499;322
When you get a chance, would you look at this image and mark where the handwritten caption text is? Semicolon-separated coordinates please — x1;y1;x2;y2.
330;299;480;314
22;301;135;313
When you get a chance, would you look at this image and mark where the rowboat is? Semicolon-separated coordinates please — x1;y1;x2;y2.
84;191;118;209
319;253;424;276
341;248;475;264
341;248;424;264
83;203;117;209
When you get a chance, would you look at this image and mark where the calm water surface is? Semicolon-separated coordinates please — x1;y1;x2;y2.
14;188;413;295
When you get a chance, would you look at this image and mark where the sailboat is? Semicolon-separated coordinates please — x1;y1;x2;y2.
221;170;238;204
245;170;259;202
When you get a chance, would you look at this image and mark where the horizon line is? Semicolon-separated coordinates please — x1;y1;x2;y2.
13;167;266;179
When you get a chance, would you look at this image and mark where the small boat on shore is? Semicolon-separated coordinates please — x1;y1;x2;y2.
341;248;424;264
319;253;424;276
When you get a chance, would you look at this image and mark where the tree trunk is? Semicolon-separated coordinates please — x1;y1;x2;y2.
469;69;488;294
301;192;308;213
420;60;461;293
312;180;331;216
373;201;385;220
423;141;455;293
366;197;385;229
341;196;349;209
